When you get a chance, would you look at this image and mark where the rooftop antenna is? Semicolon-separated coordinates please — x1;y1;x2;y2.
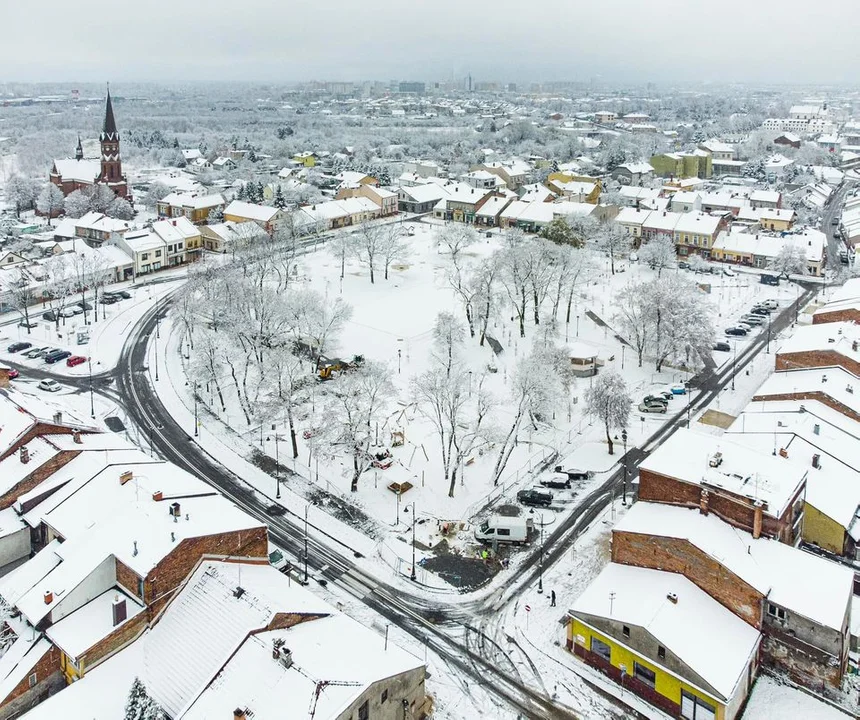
609;591;616;616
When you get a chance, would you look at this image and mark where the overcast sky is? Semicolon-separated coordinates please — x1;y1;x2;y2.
3;0;857;86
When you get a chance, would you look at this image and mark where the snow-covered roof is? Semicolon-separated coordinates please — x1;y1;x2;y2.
752;367;860;420
777;321;860;360
151;217;199;243
336;196;380;215
475;196;513;218
46;587;145;660
74;212;132;235
749;190;781;204
743;674;850;720
640;427;807;517
615;502;854;631
224;200;280;223
159;192;224;210
123;231;166;253
572;563;760;701
181;149;202;161
726;401;860;529
619;186;661;201
673;211;723;236
398;183;449;204
143;560;421;719
713;229;825;264
53;158;101;184
614;207;652;226
0;437;60;499
642;211;682;232
617;162;654;174
700;140;734;154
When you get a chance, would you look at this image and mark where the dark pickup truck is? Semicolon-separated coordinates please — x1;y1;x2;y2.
517;489;553;507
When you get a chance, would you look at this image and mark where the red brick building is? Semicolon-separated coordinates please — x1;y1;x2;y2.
637;428;807;544
49;86;128;199
775;322;860;376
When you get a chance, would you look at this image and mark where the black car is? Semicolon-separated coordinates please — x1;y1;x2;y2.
725;327;748;336
113;290;132;299
749;306;771;316
760;274;780;286
7;341;32;353
266;503;287;516
99;295;120;305
643;394;669;406
678;261;690;269
540;476;572;489
712;341;731;352
42;310;58;322
45;350;72;364
517;489;553;507
76;301;93;310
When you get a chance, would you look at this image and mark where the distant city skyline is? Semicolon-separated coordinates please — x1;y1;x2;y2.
3;0;858;86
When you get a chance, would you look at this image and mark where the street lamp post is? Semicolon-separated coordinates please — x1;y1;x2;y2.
731;341;737;391
193;382;199;437
397;349;401;374
410;502;417;581
88;357;95;418
535;510;545;594
621;345;625;370
304;504;310;583
273;425;281;499
621;429;628;506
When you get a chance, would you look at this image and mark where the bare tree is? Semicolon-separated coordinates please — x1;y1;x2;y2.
318;361;393;492
432;311;466;377
378;224;407;280
638;237;677;276
42;255;75;330
593;222;631;275
769;244;807;278
353;221;383;283
435;224;478;266
499;243;532;337
584;370;631;455
473;254;501;346
612;280;651;367
36;184;65;220
6;268;36;333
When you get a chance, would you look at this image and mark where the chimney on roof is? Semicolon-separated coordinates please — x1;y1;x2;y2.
119;470;134;485
43;590;53;605
666;592;678;604
152;490;163;502
170;501;181;519
234;710;248;720
111;594;127;626
73;431;82;444
53;411;62;425
753;502;764;540
699;489;709;516
19;446;29;465
812;453;821;469
172;220;176;226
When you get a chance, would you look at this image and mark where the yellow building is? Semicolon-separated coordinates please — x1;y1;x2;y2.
546;172;602;203
292;151;317;167
568;564;760;720
803;503;848;556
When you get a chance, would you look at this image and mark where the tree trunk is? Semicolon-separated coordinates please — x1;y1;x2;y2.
340;250;345;280
605;421;614;455
351;452;360;492
610;249;616;275
369;265;375;284
566;289;574;324
287;406;299;459
533;288;540;325
448;465;457;498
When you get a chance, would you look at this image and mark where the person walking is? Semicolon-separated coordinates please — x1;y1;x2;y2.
550;590;556;607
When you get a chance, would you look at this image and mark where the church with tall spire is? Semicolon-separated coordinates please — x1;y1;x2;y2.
49;85;129;199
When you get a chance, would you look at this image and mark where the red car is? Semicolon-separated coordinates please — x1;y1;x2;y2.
66;355;87;367
6;369;19;379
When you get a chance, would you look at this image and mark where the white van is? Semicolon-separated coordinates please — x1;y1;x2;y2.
474;515;532;544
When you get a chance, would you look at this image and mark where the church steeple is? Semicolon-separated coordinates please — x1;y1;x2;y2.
75;135;83;161
101;84;118;140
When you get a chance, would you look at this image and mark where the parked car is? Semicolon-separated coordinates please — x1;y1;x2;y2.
59;306;82;318
24;346;50;359
18;320;38;329
725;327;748;336
99;294;120;305
45;350;72;364
540;476;572;489
749;306;771;316
669;383;687;395
7;341;32;353
517;489;553;507
42;310;58;322
760;274;780;286
6;368;19;379
759;299;779;310
266;503;287;516
643;394;669;406
722;267;736;276
268;544;289;572
75;301;93;311
37;379;62;392
678;261;690;269
66;355;87;367
551;466;591;483
739;314;765;326
712;341;731;352
638;402;667;414
113;290;132;299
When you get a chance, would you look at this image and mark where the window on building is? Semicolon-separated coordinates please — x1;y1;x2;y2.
358;701;369;720
657;646;666;660
622;625;630;638
28;673;37;688
681;689;716;720
767;603;787;621
381;689;388;704
155;250;162;257
590;635;611;661
137;577;145;601
633;662;656;688
141;253;149;261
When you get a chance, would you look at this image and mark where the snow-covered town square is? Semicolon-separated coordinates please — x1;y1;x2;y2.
1;4;860;719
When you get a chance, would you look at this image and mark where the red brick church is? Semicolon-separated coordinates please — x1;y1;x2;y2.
49;86;129;198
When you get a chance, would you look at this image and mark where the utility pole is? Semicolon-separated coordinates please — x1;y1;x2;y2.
304;504;310;583
621;429;628;505
410;502;417;581
537;512;544;594
731;341;737;391
88;356;95;418
193;382;199;437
